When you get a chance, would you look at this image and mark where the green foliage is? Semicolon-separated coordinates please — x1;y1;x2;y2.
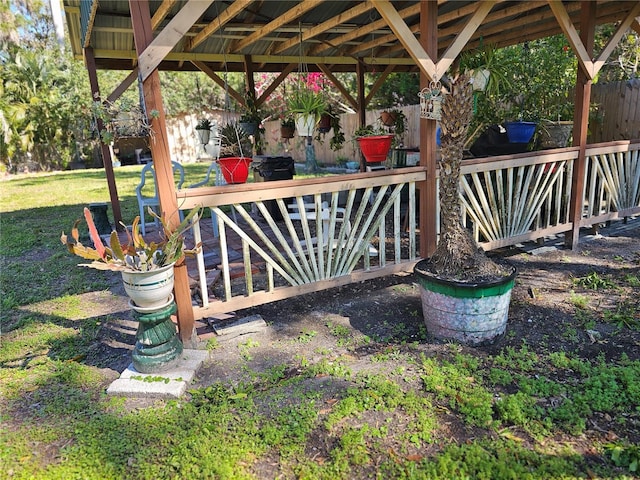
421;354;495;427
287;88;328;123
606;442;640;472
573;271;615;290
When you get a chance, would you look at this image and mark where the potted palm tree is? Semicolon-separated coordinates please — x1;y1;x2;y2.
413;74;516;345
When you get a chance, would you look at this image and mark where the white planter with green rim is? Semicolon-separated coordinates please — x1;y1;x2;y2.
414;260;517;345
121;262;175;310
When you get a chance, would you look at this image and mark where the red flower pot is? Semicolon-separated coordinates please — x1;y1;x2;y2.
217;157;252;184
357;135;394;163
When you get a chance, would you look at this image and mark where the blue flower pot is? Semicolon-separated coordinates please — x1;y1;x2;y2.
504;121;536;143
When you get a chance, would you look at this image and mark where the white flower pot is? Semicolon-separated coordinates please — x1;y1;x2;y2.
121;263;175;310
295;115;316;137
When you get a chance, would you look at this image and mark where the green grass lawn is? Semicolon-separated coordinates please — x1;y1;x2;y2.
1;167;639;479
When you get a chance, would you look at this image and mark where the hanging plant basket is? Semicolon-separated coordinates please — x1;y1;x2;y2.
380;111;397;127
196;128;211;145
217;156;253;184
357;135;394;163
239;121;259;136
317;113;332;133
419;81;443;120
295;115;316;137
280;125;295;138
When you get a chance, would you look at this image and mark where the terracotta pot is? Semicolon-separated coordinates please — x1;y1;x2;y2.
217;156;252;184
317;113;332;133
280;125;295;138
357;135;394;163
380;111;396;127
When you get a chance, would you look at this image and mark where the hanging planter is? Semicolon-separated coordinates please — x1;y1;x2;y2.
357;135;394;164
379;111;397;127
471;69;490;92
419;81;443;120
504;121;537;143
280;125;295;138
414;260;517;345
239;121;259;136
295;114;316;137
195;118;213;145
317;113;332;133
217;156;253;184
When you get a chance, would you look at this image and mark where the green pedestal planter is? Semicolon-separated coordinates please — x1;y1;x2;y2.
414;260;517;345
131;302;183;373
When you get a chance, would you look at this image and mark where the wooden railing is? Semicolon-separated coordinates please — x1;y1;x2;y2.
459;140;640;250
177;167;425;320
176;141;638;319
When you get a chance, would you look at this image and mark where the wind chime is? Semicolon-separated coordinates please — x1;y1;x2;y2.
419;80;444;121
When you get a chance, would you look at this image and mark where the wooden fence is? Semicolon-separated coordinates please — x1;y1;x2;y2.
589;80;640;143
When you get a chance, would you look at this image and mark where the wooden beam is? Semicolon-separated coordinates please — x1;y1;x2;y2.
244;55;256;109
188;0;253;51
191;60;244;105
420;0;438;258
317;64;358;110
632;18;640;36
437;1;495;76
593;3;640;75
83;46;123;230
565;1;596;250
548;0;595;79
151;0;177;31
130;0;196;345
234;0;323;52
105;68;138;104
364;65;394;106
310;3;421;56
274;2;374;54
138;0;212;82
257;63;297;105
374;0;437;81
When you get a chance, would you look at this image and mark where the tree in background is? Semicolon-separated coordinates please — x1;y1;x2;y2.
1;0;91;173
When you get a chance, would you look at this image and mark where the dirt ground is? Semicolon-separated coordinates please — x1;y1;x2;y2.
93;218;640;461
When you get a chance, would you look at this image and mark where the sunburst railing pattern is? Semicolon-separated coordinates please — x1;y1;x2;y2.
179;168;424;318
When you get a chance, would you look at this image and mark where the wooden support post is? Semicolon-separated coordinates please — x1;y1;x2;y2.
419;0;438;258
565;1;596;250
356;62;366;170
129;0;196;346
83;47;124;230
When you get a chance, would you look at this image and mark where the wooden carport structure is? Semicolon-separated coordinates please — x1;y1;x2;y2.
63;1;640;345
